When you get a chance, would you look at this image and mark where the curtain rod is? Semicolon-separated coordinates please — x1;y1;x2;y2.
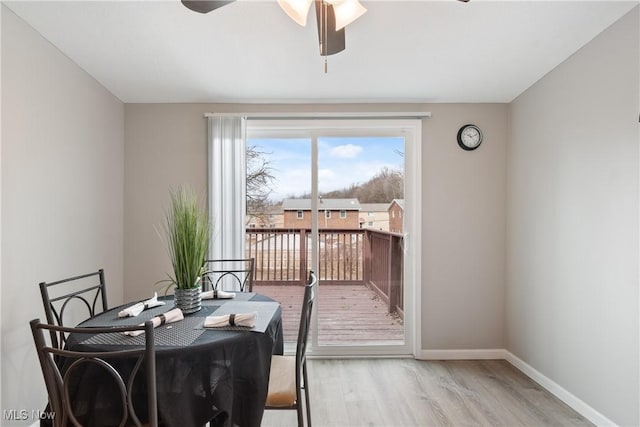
204;112;431;119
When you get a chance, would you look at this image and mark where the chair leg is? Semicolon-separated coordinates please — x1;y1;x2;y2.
295;375;304;427
303;363;311;427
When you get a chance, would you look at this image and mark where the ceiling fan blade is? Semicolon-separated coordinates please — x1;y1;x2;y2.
181;0;236;14
314;0;346;56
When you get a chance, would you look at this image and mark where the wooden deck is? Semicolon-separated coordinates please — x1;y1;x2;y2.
254;284;404;345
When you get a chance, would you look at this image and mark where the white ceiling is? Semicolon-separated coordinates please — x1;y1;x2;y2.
3;0;637;103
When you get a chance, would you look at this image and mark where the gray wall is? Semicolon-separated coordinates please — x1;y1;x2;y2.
124;103;508;351
3;2;638;425
1;7;125;423
507;7;639;426
422;104;507;350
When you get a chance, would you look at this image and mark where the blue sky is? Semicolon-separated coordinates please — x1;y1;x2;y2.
248;136;404;203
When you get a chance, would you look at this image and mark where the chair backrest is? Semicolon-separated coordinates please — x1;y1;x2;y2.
30;319;158;427
202;258;255;292
39;269;109;349
296;271;317;376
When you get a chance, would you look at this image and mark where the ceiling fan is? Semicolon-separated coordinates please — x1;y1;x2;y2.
182;0;365;58
182;0;470;59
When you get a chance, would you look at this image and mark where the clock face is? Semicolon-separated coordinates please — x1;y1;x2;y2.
457;124;483;150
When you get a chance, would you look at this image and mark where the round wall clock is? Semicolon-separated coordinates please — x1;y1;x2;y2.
457;124;483;151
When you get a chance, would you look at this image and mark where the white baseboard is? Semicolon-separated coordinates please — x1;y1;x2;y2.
416;348;508;360
415;348;616;427
503;351;616;427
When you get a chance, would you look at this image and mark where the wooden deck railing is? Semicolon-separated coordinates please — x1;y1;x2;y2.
365;230;404;318
246;228;403;317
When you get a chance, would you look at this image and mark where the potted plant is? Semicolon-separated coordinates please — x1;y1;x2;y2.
161;186;210;314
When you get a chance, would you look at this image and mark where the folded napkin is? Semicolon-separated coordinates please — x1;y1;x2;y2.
201;289;236;300
118;292;165;317
204;312;257;328
125;308;184;337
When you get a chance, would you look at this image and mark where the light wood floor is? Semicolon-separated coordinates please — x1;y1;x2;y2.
261;358;593;427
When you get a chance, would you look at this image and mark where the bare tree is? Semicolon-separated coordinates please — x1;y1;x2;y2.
322;167;403;203
246;145;276;225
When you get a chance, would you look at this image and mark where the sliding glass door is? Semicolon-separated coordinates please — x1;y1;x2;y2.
245;134;313;345
245;119;420;356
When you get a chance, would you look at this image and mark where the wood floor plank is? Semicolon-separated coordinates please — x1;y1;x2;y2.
479;360;590;426
255;284;404;344
437;360;523;426
260;358;593;427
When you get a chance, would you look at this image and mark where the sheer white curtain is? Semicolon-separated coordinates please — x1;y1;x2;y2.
207;116;246;271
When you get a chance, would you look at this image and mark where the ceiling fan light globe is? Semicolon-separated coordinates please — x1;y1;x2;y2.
277;0;314;26
326;0;367;30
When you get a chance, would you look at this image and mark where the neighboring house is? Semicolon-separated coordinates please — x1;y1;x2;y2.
359;203;390;231
246;204;283;229
282;198;361;229
388;199;404;233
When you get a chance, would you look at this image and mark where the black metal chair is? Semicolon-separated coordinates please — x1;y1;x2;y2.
39;269;108;350
265;270;317;427
30;319;158;427
202;258;255;292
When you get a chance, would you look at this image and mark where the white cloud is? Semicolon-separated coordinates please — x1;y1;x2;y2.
270;168;311;200
318;169;335;179
330;144;363;159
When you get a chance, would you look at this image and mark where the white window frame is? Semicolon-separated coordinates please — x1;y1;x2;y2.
325;210;331;219
245;117;423;358
296;210;304;219
340;210;347;219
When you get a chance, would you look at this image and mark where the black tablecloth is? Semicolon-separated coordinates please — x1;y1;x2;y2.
55;293;283;427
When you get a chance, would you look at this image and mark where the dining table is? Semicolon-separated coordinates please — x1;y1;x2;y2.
60;292;283;427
